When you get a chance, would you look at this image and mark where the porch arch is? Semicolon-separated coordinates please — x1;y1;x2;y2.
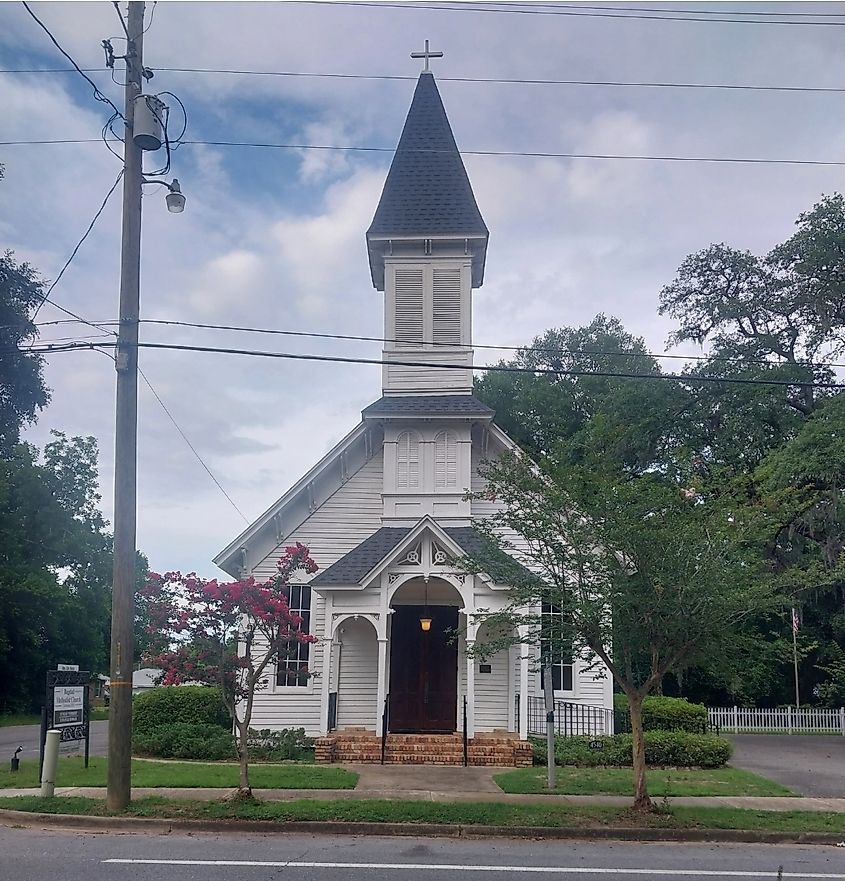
334;615;379;731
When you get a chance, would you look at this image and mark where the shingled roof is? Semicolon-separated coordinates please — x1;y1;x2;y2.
362;395;494;419
310;525;506;586
367;73;488;240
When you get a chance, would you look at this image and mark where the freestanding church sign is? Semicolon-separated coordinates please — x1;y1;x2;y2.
41;668;91;771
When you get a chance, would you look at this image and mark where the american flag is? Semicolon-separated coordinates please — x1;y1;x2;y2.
792;607;801;635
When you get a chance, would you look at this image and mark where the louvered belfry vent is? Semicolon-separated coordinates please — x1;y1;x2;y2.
394;268;425;347
432;268;462;346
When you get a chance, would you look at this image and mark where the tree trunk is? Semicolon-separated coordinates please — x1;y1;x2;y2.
543;664;556;791
236;718;252;797
628;694;653;812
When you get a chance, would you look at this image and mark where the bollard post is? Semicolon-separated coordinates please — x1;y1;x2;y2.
41;729;61;798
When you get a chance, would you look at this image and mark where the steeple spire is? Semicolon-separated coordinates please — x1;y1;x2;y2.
366;71;488;291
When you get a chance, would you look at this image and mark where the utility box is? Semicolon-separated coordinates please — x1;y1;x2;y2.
133;94;166;151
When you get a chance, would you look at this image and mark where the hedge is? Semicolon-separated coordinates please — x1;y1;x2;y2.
133;685;230;734
531;730;732;769
613;695;709;733
248;728;314;762
133;722;236;761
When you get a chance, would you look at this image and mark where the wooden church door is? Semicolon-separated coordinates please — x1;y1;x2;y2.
388;605;458;732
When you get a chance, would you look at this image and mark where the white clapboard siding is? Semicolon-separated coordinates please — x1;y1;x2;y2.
434;430;458;489
336;617;379;730
248;451;384;736
394;267;425;347
709;706;845;734
475;648;510;731
432;267;462;346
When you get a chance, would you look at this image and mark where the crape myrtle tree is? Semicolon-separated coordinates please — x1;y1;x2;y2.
140;543;317;797
463;453;774;811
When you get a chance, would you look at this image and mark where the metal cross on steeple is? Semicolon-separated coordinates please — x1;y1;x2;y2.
411;39;443;73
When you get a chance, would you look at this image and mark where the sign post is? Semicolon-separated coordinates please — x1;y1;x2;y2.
42;669;92;770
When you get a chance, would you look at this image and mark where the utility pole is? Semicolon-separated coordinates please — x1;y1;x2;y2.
107;0;145;812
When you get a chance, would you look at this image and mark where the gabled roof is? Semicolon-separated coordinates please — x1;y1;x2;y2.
311;519;518;587
362;394;494;419
367;73;488;240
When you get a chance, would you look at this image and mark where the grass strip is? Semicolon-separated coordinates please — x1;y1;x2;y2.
0;796;843;834
0;713;40;728
495;766;793;797
0;758;357;790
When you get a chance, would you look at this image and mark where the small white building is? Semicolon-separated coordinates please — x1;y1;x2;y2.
214;68;612;764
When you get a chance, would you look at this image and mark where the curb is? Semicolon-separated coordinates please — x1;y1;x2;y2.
1;808;842;845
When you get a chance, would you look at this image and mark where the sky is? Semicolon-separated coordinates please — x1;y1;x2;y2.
1;0;843;578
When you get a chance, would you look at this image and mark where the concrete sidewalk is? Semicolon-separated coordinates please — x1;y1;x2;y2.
4;785;845;812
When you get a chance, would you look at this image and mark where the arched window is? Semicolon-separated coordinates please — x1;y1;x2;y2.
396;431;421;489
434;430;458;489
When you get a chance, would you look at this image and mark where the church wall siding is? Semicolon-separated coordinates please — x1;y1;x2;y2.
247;451;384;737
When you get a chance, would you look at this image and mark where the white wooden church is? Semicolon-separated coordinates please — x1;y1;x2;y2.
214;64;613;765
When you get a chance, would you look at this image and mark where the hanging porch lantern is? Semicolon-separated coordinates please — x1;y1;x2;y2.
420;582;433;632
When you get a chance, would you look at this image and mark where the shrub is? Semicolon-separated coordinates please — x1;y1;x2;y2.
248;728;314;762
531;730;731;769
613;695;709;733
133;722;236;760
133;685;229;734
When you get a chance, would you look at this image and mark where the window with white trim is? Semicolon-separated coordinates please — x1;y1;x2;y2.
541;602;573;692
276;584;311;687
396;431;421;489
434;430;458;489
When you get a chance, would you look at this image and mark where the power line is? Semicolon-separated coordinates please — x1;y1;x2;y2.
3;65;843;94
481;2;845;18
137;317;845;372
20;1;124;119
18;316;845;373
137;367;249;523
31;169;124;323
3;137;842;167
20;339;844;390
299;0;845;27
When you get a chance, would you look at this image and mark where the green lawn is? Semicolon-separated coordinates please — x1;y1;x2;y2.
0;713;40;727
495;766;793;797
0;795;842;834
0;758;357;790
90;707;109;721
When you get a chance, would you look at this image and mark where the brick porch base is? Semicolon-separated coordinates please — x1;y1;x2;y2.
315;730;533;767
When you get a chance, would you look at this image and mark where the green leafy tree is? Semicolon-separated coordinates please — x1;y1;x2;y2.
0;251;50;452
465;454;773;811
475;314;688;474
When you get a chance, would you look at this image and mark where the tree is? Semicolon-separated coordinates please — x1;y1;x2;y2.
475;314;688;474
0;433;118;710
0;251;50;452
140;543;318;797
464;453;773;811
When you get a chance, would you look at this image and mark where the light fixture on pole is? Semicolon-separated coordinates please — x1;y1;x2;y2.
420;582;433;633
142;177;186;213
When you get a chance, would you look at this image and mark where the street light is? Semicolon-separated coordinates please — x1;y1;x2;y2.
142;177;186;213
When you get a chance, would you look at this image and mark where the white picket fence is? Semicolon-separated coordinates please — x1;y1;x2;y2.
709;706;845;735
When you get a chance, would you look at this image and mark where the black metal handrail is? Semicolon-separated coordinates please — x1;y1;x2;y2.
327;691;338;733
381;694;389;765
462;696;468;767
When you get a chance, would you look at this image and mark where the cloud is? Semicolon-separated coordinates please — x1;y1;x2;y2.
2;1;843;578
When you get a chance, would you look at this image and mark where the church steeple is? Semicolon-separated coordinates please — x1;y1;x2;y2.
367;71;488;290
367;67;489;397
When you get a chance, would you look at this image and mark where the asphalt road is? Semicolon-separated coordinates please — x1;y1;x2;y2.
728;735;845;797
1;826;843;880
0;721;108;762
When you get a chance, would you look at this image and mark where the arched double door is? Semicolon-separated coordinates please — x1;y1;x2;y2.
388;578;460;733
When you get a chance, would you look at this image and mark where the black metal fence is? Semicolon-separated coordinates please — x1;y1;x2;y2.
525;696;711;737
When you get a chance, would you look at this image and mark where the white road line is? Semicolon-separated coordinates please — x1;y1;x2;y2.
101;860;845;878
